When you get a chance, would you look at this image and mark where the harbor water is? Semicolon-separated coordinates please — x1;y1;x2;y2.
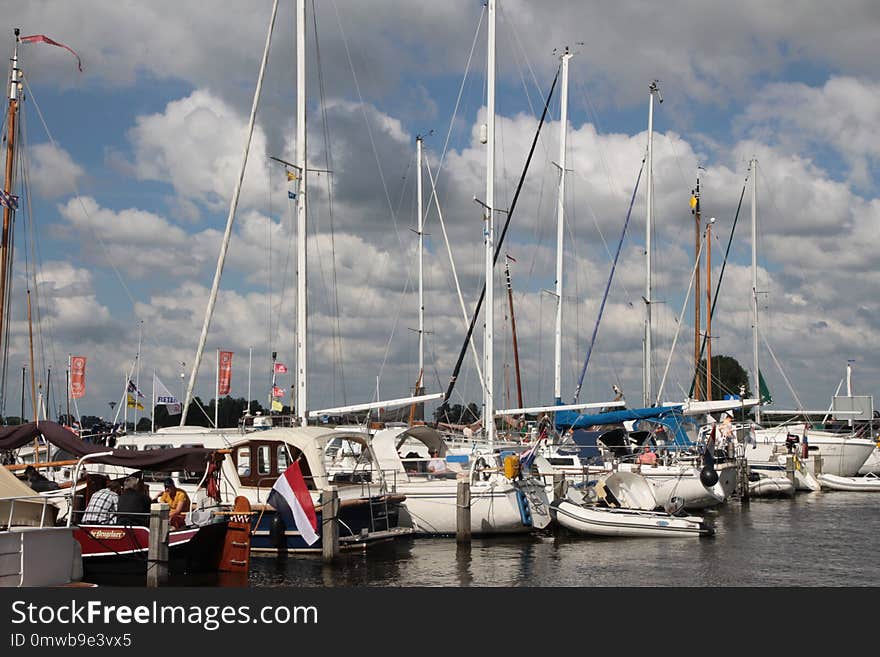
244;491;879;587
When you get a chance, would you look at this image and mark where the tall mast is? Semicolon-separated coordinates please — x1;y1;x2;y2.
706;217;714;399
0;30;21;389
504;257;523;409
692;174;702;401
643;80;661;407
180;0;278;425
295;0;308;426
750;158;760;423
416;135;425;390
483;0;497;446
553;48;572;404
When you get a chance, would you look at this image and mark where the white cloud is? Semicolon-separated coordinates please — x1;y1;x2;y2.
27;142;85;199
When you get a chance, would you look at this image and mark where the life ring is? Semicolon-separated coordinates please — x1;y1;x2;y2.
472;456;492;483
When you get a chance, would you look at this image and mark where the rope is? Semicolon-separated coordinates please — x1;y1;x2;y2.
573;158;645;401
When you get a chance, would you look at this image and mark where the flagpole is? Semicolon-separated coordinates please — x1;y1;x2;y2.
123;371;128;432
66;354;71;424
134;320;143;433
247;346;253;415
215;348;220;429
151;369;156;433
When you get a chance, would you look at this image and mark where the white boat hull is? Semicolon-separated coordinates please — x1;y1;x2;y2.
551;500;713;538
817;473;880;492
858;447;880;476
748;476;795;498
749;429;875;477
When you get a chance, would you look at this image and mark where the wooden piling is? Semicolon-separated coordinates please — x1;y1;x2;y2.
552;473;565;502
321;487;339;563
785;455;796;485
147;503;169;588
738;457;750;504
456;479;471;543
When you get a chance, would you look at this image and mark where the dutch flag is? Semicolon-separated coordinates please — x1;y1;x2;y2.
267;460;319;545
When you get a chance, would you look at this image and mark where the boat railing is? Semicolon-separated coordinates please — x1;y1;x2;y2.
1;491;69;530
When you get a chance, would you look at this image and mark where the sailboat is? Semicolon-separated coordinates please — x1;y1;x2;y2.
107;0;413;552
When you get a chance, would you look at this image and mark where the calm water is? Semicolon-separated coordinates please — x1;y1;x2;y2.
246;491;880;587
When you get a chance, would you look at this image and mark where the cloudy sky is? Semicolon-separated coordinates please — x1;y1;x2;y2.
2;0;879;424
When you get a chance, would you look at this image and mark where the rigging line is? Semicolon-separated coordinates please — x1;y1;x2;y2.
574;79;621;199
21;77;140;315
422;6;485;222
656;235;704;404
688;172;749;398
329;0;404;253
761;328;806;411
440;63;561;411
573;158;645;402
313;0;346;404
423;153;484;388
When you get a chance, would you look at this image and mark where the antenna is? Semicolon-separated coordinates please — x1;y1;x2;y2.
650;79;663;103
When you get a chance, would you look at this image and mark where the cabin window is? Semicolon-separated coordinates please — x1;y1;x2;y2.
257;445;271;476
237;447;251;477
277;445;289;472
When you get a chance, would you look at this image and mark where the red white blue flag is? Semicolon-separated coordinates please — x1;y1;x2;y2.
267;461;318;545
274;362;288;374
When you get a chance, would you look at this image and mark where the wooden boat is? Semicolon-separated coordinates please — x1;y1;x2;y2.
551;498;713;538
817;473;880;492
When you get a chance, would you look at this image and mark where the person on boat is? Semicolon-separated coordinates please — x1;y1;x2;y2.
427;449;449;476
637;445;657;466
155;477;191;529
81;480;122;525
117;476;152;526
719;412;735;441
22;465;60;492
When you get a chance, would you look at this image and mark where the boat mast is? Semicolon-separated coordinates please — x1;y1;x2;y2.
483;0;497;446
504;256;523;408
0;30;21;397
408;135;426;426
643;80;661;407
706;217;714;399
553;48;572;405
692;173;702;401
180;0;278;425
750;158;760;423
295;0;308;427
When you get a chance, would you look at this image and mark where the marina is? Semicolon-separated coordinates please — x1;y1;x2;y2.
1;0;880;596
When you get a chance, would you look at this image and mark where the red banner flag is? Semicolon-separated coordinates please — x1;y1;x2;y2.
19;34;83;72
70;356;86;398
272;386;285;398
274;362;288;374
218;350;233;396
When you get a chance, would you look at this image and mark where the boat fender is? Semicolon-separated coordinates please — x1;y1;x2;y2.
699;464;719;488
515;488;533;527
269;513;288;555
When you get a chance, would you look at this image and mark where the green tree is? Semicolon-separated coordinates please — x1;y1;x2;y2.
697;354;751;400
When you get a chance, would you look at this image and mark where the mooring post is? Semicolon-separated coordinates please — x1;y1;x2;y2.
785;455;796;485
552;473;565;502
739;457;750;504
147;503;169;588
813;454;823;476
456;479;471;543
321;487;339;563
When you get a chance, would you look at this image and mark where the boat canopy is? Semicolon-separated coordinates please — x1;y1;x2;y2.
0;421;220;472
554;405;682;430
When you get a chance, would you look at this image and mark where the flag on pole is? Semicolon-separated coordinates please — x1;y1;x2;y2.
19;34;83;72
70;356;86;398
274;362;288;374
0;191;19;210
271;400;283;412
218;350;233;395
154;376;182;415
287;190;296;200
758;370;773;404
267;460;319;545
286;171;297;181
127;379;144;398
126;393;144;411
272;386;285;398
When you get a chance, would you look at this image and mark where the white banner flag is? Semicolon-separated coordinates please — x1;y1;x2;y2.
155;375;182;415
